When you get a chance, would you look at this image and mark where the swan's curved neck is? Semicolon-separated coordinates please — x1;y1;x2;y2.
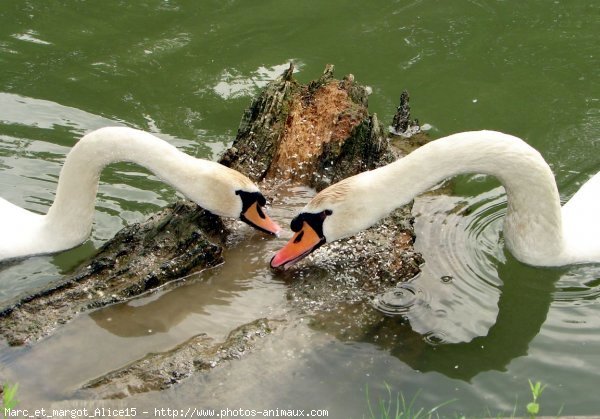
44;127;202;244
371;131;564;264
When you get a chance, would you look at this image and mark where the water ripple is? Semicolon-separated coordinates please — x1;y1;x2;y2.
373;183;507;343
373;282;421;316
553;266;600;305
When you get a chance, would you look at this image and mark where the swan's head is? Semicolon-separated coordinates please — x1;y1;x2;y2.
189;161;281;236
269;209;332;269
235;189;281;236
270;176;378;269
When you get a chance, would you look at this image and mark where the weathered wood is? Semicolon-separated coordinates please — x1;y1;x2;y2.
223;64;394;191
392;90;414;134
219;63;297;181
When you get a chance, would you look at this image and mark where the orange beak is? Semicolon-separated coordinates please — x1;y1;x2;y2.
241;202;282;236
270;222;325;269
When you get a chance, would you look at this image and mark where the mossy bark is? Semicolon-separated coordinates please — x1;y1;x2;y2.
219;63;298;181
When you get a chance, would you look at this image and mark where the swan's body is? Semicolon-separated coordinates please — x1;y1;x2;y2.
271;130;600;269
0;127;280;261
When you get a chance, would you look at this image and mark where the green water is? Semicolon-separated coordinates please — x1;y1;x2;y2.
1;0;599;416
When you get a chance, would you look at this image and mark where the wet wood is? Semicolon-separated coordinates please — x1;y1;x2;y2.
392;90;416;134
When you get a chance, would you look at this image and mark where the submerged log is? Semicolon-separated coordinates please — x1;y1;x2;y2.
0;64;426;394
0;203;226;346
81;318;277;399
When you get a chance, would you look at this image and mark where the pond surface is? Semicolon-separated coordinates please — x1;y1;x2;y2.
1;0;599;416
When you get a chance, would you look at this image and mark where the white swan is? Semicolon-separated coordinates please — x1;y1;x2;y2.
271;130;600;269
0;127;281;261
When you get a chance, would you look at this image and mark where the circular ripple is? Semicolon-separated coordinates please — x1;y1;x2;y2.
553;267;600;305
373;184;509;342
372;283;420;316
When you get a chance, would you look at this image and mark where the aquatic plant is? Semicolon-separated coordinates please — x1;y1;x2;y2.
526;380;546;418
364;384;454;419
364;380;561;419
1;383;19;418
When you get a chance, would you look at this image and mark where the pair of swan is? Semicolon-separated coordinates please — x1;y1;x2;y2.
1;128;598;268
0;127;281;261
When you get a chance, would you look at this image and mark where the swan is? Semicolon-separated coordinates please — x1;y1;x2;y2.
0;126;281;261
271;130;600;269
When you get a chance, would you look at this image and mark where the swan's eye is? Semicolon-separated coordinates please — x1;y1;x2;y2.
290;211;329;239
236;190;267;213
290;216;303;232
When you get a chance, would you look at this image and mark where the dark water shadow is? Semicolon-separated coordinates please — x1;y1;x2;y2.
310;252;563;381
400;254;561;380
88;268;249;337
87;239;271;337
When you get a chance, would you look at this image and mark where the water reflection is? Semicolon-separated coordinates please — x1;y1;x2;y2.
370;185;507;343
377;184;566;378
88;186;313;338
402;255;559;380
308;182;572;380
88;255;254;337
310;251;561;381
